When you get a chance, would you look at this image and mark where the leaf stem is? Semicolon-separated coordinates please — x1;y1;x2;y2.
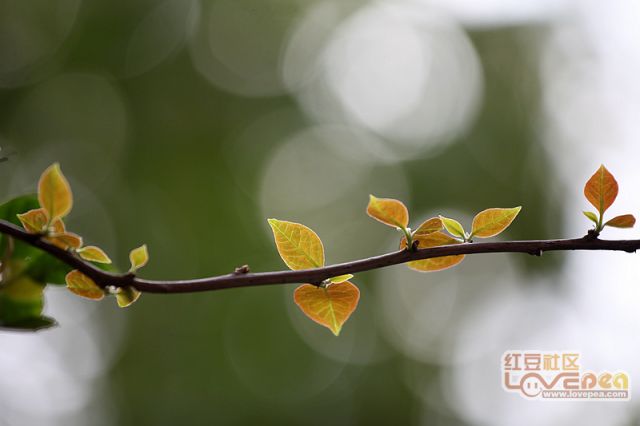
401;226;413;250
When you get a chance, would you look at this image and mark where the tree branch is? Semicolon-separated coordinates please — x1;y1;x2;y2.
0;219;638;294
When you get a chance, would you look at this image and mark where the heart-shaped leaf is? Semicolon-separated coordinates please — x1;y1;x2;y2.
268;219;324;270
470;206;521;238
294;281;360;336
366;195;409;229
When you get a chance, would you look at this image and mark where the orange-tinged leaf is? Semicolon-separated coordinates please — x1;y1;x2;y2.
268;219;324;270
116;286;141;308
17;208;48;233
50;218;66;234
328;274;353;284
38;163;73;221
605;214;636;228
129;244;149;272
366;195;409;229
400;231;465;272
413;217;443;236
584;165;618;215
77;246;112;264
470;206;521;238
46;232;83;250
440;216;466;239
65;270;104;300
294;281;360;336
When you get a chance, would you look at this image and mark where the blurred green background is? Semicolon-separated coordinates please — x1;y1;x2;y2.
2;0;640;425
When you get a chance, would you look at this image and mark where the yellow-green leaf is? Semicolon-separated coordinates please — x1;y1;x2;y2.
294;281;360;336
366;195;409;229
583;211;599;225
584;165;618;215
440;216;466;239
38;163;73;222
605;214;636;228
129;244;149;272
400;231;465;272
470;206;522;238
328;274;354;284
65;270;104;300
116;286;141;308
46;232;83;250
267;219;325;270
413;217;443;236
77;246;112;264
17;208;48;233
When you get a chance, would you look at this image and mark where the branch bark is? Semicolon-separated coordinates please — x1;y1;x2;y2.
0;219;637;294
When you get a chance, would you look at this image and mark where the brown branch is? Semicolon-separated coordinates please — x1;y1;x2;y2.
0;219;638;294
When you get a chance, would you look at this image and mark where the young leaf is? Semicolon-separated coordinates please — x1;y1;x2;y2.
38;163;73;221
440;216;466;239
366;195;409;229
400;231;465;272
17;208;48;233
294;281;360;336
584;165;618;216
328;274;354;284
46;232;83;250
470;207;522;238
605;214;636;228
412;217;443;236
129;244;149;272
583;211;599;225
77;246;112;264
267;219;325;270
116;286;141;308
50;218;66;234
65;270;104;300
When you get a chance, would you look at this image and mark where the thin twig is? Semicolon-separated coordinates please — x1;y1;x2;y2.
0;219;637;294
